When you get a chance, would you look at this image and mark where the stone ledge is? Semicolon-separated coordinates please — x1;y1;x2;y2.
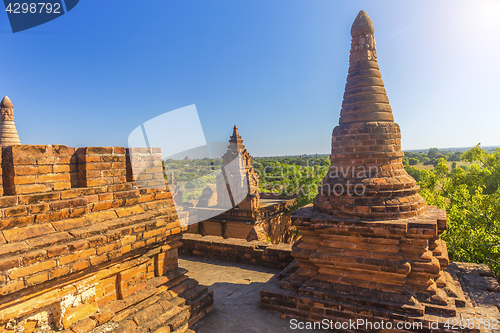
179;234;293;270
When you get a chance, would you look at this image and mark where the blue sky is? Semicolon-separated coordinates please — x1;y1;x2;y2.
1;0;499;156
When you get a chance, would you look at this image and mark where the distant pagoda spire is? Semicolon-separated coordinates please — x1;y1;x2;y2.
339;10;394;124
0;96;21;146
229;125;245;150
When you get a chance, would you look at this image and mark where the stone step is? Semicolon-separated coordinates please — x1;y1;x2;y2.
164;311;190;333
187;291;214;327
169;278;199;298
179;282;207;304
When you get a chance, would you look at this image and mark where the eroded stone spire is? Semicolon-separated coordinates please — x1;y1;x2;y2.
216;126;259;210
229;124;244;149
0;96;21;146
314;11;425;220
340;10;393;125
232;125;239;137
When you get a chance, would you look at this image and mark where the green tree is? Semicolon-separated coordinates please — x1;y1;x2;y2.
427;147;441;159
415;145;500;279
408;158;418;165
449;152;462;162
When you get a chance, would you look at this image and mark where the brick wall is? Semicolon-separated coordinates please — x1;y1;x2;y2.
0;145;213;333
126;147;165;190
77;147;127;187
2;145;72;195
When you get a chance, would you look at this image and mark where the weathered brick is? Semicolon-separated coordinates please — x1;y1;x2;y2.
91;308;114;325
26;272;49;286
115;205;145;218
34;210;70;223
3;223;55;242
53;164;70;173
0;196;18;208
96;242;120;256
98;193;113;201
52;216;91;231
49;266;70;279
46;244;69;258
16;183;53;194
30;203;50;214
4;205;28;217
67;240;89;252
52;198;87;210
13;165;52;175
59;248;96;265
9;260;56;280
88;235;106;247
62;303;98;329
71;260;90;272
0;257;21;271
11;175;37;185
70;318;97;333
0;216;35;230
26;232;73;248
0;242;30;256
22;250;47;265
90;254;108;266
0;280;24;296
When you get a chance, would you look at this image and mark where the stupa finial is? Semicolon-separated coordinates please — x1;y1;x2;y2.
0;96;21;146
351;10;374;38
0;96;13;109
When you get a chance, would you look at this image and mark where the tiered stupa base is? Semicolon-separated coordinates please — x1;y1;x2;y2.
260;206;484;332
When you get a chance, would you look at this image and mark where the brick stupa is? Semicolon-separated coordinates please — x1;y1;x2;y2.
215;125;260;211
0;96;21;146
261;11;478;331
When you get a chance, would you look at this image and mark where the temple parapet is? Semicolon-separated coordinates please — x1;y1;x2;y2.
0;144;213;333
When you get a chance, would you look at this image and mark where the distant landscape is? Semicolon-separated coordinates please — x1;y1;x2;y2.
162;145;499;204
163;144;500;279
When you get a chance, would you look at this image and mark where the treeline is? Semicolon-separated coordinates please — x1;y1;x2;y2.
163;157;221;183
403;148;462;166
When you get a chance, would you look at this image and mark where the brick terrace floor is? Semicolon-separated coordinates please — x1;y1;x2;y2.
178;255;325;333
179;256;500;333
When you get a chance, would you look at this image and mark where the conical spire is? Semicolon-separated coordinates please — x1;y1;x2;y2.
313;11;425;220
0;96;21;146
232;125;239;138
339;10;393;125
229;124;244;149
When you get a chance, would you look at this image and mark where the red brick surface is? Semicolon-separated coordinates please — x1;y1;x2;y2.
0;145;213;332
